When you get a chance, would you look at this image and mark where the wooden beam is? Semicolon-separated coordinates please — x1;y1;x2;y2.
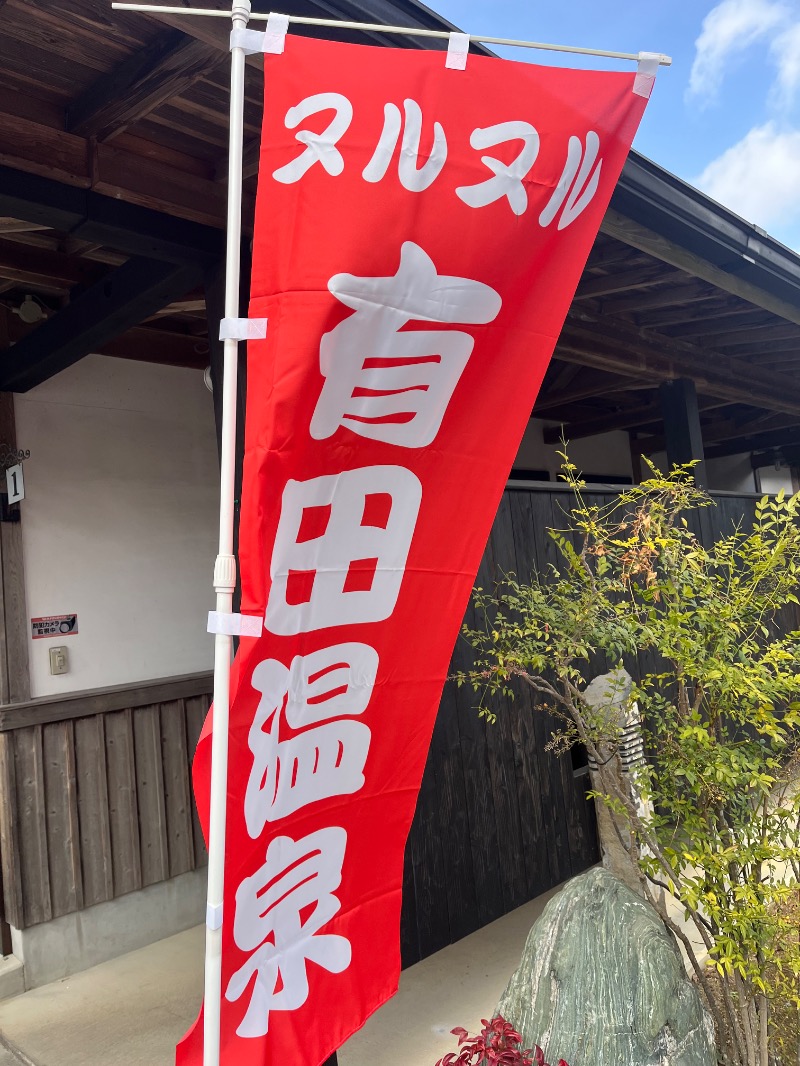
745;350;800;367
702;411;798;446
705;426;800;461
0;238;106;292
585;240;646;270
633;296;746;330
657;309;771;338
601;207;800;328
0;257;201;391
733;336;800;355
0;165;223;264
543;399;657;443
600;280;716;316
147;298;206;318
574;263;681;301
689;321;800;348
542;396;724;443
0;112;230;229
67;31;224;143
556;307;800;416
535;375;647;413
0;219;51;236
101;325;209;368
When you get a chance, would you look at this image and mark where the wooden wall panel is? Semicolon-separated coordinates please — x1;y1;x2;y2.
184;693;209;867
132;705;169;887
74;714;113;907
14;725;51;926
428;684;478;946
160;699;194;879
42;720;83;917
0;732;23;929
104;707;142;898
0;681;211;930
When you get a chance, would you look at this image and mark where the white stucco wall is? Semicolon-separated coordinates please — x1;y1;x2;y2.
650;450;794;495
513;419;634;482
15;356;219;698
704;454;756;494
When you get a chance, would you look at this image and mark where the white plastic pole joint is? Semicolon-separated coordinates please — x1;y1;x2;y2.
203;3;251;1066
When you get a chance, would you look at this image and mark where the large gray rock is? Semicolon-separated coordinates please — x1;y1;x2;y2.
497;868;715;1066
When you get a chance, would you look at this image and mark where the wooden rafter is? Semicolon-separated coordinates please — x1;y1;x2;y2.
555;307;800;416
0;237;106;292
600;279;716;316
633;296;748;330
691;321;800;348
0;110;231;229
574;263;683;300
102;324;209;367
0;256;201;391
535;374;648;413
659;309;773;339
0;165;222;264
543;396;725;443
601;208;800;327
745;350;800;366
705;426;800;461
67;30;224;143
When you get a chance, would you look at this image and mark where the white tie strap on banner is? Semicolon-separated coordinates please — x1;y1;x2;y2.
634;52;660;98
263;11;289;53
446;32;470;69
230;13;288;55
218;317;268;340
230;26;265;54
207;611;263;638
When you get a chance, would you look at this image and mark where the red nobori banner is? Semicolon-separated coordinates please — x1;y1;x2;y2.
178;34;652;1066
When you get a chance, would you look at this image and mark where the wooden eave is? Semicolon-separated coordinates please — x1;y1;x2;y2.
1;0;799;462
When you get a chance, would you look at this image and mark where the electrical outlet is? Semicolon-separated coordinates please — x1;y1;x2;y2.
49;646;69;675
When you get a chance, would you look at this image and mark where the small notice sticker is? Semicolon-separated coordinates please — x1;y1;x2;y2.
31;614;78;639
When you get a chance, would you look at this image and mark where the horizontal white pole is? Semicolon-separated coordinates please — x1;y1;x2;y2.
110;4;672;66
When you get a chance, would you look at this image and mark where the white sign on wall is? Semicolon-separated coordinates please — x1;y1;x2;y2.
6;463;24;504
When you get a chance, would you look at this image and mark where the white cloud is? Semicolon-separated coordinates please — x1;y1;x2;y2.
771;22;800;104
687;0;789;103
694;121;800;234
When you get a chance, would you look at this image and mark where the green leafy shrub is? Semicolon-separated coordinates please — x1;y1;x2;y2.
457;460;800;1066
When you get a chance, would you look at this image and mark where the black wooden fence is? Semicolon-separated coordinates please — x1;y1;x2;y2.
400;486;600;966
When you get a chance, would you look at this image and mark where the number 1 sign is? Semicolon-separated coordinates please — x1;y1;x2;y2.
6;463;24;504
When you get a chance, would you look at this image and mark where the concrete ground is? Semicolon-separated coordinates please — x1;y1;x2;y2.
0;884;562;1066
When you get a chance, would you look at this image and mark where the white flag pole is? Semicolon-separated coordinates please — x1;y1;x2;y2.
112;4;671;66
203;2;250;1064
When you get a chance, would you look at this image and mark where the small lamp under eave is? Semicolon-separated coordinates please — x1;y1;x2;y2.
12;294;48;324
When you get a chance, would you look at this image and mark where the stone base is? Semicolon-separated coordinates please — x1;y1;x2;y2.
497;867;716;1066
5;868;206;995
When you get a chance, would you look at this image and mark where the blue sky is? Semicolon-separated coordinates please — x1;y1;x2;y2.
429;0;800;250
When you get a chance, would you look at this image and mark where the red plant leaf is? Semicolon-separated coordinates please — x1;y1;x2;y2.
437;1016;568;1066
